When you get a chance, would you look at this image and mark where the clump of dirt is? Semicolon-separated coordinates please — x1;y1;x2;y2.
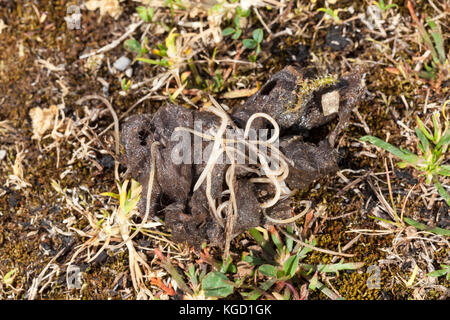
120;66;364;247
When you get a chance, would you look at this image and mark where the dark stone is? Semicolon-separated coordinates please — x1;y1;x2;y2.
325;25;352;51
99;154;115;170
9;191;22;208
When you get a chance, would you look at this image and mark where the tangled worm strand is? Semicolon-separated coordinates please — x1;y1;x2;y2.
175;103;292;228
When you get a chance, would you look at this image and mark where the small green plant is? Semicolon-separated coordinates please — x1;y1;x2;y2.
137;29;187;68
135;43;170;67
124;37;149;58
165;0;186;17
361;105;450;205
181;256;239;299
317;7;343;24
242;28;263;61
134;28;194;99
136;6;154;22
427;264;450;280
407;1;448;81
123;6;155;57
404;217;450;237
243;226;363;300
2;268;17;286
373;0;398;12
206;69;224;93
121;78;131;92
64;177;155;297
222;6;250;40
201;271;235;298
418;18;447;80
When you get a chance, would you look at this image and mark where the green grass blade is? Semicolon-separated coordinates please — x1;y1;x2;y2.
436;165;450;177
433;179;450;206
404;217;450;236
248;228;276;256
416;117;434;141
426;18;446;64
136;57;165;66
427;268;448;278
299;270;343;300
301;262;364;273
100;192;120;200
415;128;429;154
283;255;300;279
360;136;420;164
368;215;396;225
436;132;450;150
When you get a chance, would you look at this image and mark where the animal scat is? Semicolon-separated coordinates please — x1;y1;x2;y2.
120;66;364;247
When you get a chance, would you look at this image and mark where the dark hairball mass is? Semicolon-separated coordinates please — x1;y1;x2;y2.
120;66;364;247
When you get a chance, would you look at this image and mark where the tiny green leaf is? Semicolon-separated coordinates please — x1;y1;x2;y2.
297;238;316;259
238;8;251;18
436;165;450;177
404;217;450;236
433;179;450;206
283;255;300;278
124;39;142;53
426;18;446;64
259;264;278;278
255;44;261;56
308;273;319;290
416;117;434;141
271;232;283;252
234;16;241;28
136;6;153;22
123;197;140;215
243;251;265;266
253;28;263;43
232;29;242;40
436;132;450;149
3;268;17;285
202;272;234;298
243;39;257;49
100;192;120;200
248;228;276;255
301;262;364;273
415;128;430;154
427;268;448;278
222;27;236;36
360;135;420;164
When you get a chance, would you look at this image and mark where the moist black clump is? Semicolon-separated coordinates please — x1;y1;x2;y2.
120;66;364;247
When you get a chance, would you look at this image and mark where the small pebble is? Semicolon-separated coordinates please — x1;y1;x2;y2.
125;67;133;78
102;84;109;96
322;90;340;116
113;56;131;71
0;150;6;161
